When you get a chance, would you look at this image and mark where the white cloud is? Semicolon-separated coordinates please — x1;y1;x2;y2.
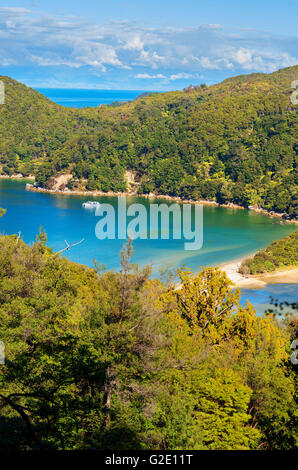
74;43;123;70
122;35;144;51
135;73;166;79
196;56;220;69
226;47;297;72
29;54;82;68
0;7;31;15
0;7;296;85
136;49;165;68
169;72;193;80
199;24;223;30
233;48;253;66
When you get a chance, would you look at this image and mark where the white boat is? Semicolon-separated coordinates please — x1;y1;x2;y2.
82;201;101;209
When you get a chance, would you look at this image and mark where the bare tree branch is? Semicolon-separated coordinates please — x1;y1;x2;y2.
16;231;21;245
56;238;85;255
0;393;44;450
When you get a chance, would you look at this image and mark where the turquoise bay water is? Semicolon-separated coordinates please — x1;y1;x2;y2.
37;88;145;108
0;179;297;312
239;283;297;315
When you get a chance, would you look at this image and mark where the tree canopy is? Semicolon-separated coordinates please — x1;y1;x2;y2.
0;234;296;450
240;230;298;274
0;65;297;217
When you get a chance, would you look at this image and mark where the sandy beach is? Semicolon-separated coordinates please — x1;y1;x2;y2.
220;258;298;289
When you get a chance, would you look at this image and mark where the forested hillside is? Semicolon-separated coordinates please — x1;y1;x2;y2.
0;65;297;216
0;233;297;450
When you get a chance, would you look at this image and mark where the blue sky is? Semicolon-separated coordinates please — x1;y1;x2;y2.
0;0;297;90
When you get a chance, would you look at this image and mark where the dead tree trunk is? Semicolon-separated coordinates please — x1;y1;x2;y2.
104;367;113;430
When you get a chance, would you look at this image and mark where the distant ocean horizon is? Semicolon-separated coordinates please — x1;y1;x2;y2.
37;88;148;108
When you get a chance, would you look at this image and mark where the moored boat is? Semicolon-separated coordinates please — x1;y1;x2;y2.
82;201;101;209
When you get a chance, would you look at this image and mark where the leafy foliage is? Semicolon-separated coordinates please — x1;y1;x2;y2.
240;230;298;274
0;235;296;450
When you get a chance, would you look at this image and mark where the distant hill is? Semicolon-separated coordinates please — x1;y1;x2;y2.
0;65;297;216
104;92;159;107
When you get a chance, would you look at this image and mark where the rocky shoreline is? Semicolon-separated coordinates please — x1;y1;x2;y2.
0;174;35;180
25;183;298;224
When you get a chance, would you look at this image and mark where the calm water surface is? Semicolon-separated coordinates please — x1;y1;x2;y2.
239;283;297;315
0;179;297;312
37;88;146;108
